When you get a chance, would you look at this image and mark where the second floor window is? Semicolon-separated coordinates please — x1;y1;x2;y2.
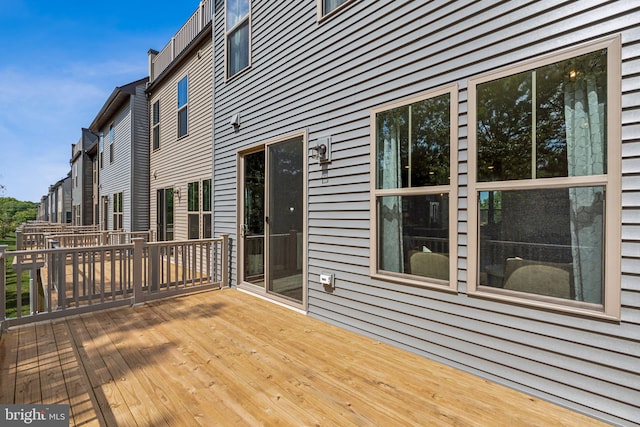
226;0;250;78
178;76;188;138
152;100;160;150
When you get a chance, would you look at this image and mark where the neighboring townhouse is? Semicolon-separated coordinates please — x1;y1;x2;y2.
69;128;99;226
147;1;213;241
37;195;48;222
198;0;638;424
88;77;150;232
48;174;71;224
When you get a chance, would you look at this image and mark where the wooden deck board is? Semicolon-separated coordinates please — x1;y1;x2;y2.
0;289;609;426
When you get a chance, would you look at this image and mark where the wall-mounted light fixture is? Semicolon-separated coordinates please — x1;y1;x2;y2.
309;136;331;164
230;113;240;129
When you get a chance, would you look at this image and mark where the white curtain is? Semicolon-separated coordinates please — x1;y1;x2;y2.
565;73;605;303
379;116;404;273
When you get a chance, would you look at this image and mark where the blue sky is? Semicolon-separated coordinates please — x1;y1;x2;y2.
0;0;200;202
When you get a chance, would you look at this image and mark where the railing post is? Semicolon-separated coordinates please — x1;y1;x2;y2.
102;231;109;245
221;234;229;287
132;238;144;306
15;231;23;250
0;245;7;326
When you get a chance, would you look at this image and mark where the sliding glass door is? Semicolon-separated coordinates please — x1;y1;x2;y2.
240;136;304;304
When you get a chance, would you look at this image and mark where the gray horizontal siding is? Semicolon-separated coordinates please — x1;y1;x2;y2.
210;1;640;424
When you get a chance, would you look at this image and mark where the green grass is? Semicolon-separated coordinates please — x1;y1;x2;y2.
2;231;30;318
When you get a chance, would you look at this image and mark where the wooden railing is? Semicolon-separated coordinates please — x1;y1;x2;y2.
0;235;228;329
149;0;213;81
16;230;154;250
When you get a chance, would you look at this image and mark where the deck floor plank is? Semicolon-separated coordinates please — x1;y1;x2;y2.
14;324;41;404
0;289;611;426
35;322;69;405
90;307;213;426
65;315;134;426
0;326;19;403
50;320;102;427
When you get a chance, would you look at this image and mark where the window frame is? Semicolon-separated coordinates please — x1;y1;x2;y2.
152;100;160;151
369;84;459;291
466;36;622;319
177;75;188;138
225;0;251;80
317;0;355;21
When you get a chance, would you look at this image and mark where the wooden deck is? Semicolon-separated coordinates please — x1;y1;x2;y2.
0;289;607;426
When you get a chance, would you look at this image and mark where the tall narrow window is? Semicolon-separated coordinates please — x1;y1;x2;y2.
468;37;621;318
109;124;115;163
177;76;188;138
226;0;250;78
188;181;200;239
203;179;212;238
371;85;458;289
152;100;160;150
113;192;123;230
99;133;104;169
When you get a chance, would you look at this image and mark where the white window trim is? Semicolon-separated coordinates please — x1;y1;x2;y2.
369;84;459;292
466;36;622;320
224;0;252;81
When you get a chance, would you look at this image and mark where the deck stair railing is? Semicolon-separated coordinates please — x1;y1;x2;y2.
0;234;228;330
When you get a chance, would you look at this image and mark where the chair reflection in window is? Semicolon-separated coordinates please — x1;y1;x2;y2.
409;252;449;281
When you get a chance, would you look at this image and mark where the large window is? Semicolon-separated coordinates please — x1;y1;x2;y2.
152;100;160;150
226;0;250;78
371;85;458;289
468;37;621;318
177;76;188;138
188;181;200;239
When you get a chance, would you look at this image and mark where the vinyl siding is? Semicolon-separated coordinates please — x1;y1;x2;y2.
131;85;150;231
211;1;640;424
100;103;133;231
149;34;213;241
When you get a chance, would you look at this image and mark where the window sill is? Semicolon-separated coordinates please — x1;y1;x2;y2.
470;286;620;322
370;272;457;293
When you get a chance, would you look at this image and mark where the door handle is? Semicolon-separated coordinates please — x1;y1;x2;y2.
240;224;247;238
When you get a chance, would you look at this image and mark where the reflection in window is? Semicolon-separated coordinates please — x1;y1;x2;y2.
226;0;250;78
378;194;450;280
478;187;604;303
477;49;607;182
373;91;453;284
177;76;188;137
475;48;609;305
322;0;350;16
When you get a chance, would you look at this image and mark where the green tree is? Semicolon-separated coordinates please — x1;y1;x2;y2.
0;197;38;238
